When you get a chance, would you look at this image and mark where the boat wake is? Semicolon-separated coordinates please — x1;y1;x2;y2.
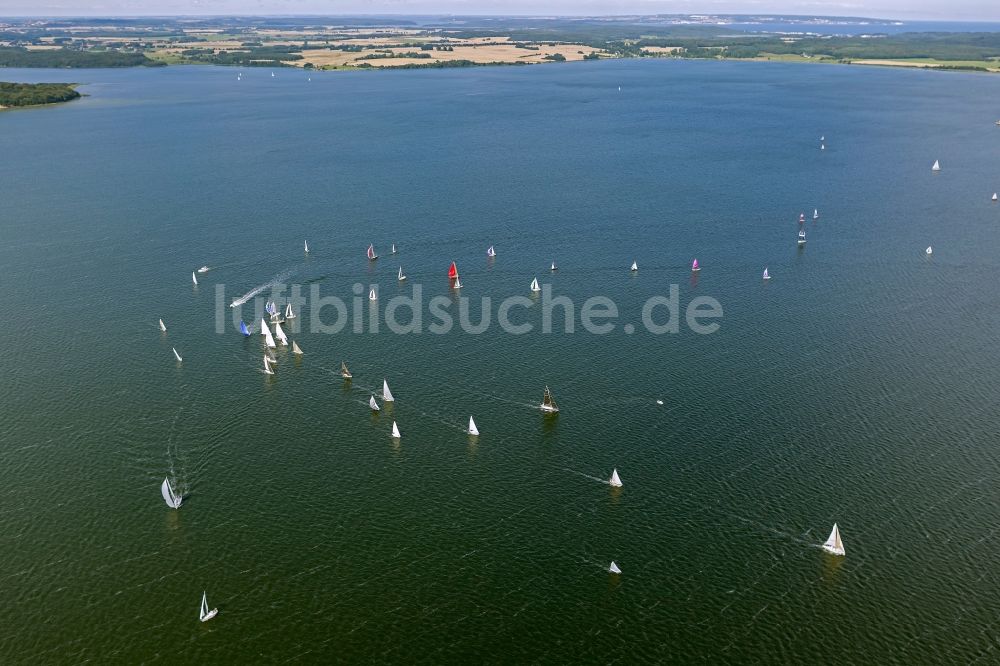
229;269;296;308
563;468;611;484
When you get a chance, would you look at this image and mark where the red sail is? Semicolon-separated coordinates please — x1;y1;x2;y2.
448;261;458;279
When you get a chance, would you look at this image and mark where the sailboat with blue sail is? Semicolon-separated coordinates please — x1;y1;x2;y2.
240;320;252;337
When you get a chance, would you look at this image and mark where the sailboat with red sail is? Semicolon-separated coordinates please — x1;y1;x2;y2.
448;261;458;279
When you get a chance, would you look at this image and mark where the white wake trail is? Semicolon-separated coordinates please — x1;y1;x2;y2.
229;269;296;307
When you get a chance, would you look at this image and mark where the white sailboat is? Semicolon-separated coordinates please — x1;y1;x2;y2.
993;193;998;202
382;379;394;402
197;266;210;273
762;267;771;280
820;142;825;150
467;416;479;436
369;287;377;301
487;245;496;257
284;303;296;319
530;277;541;292
398;266;407;281
159;318;167;332
274;321;289;346
926;246;933;255
813;209;819;220
367;244;378;261
192;271;198;286
292;341;303;355
630;260;638;272
369;395;380;411
798;229;807;246
609;469;622;487
161;477;182;508
391;421;401;439
304;240;310;253
453;277;462;289
172;347;182;362
341;361;352;379
609;561;622;574
260;319;277;349
391;243;397;254
540;386;559;413
263;355;274;375
932;159;941;171
822;523;845;556
550;261;557;271
199;592;218;622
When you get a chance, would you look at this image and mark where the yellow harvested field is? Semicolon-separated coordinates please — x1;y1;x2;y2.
642;46;681;54
297;41;600;68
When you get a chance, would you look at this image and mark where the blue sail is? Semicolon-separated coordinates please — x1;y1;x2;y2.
240;320;250;336
266;301;277;315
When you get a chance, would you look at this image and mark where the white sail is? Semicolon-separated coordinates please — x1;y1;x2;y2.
926;246;933;255
370;395;380;411
382;379;394;402
551;262;557;271
199;592;218;622
398;266;406;281
630;261;638;272
263;356;274;375
530;277;540;292
763;267;770;280
813;209;819;219
260;319;276;348
487;245;496;257
172;347;182;362
198;266;209;273
468;416;479;436
932;159;940;171
369;287;377;301
284;303;295;319
392;421;401;438
609;561;622;574
292;341;303;355
161;477;182;508
609;469;622;487
304;240;309;253
274;322;289;346
453;277;462;289
993;193;998;201
391;243;397;254
159;318;166;332
192;271;198;285
822;523;845;556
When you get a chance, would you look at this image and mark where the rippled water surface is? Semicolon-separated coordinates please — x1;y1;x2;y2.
2;61;1000;663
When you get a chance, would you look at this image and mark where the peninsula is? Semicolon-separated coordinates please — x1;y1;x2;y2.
0;81;80;108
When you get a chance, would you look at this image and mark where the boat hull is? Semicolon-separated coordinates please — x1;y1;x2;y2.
200;609;218;622
822;545;845;556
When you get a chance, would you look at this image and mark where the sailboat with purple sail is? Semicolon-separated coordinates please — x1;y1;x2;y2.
691;258;700;272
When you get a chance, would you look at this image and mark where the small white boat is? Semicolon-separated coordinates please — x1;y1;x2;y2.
369;395;380;411
304;240;309;253
691;258;700;272
284;303;295;320
530;277;541;292
993;193;998;202
609;469;622;487
467;416;479;436
813;209;819;220
798;229;806;246
799;212;805;223
271;71;275;77
453;277;462;289
656;399;664;405
263;355;274;375
383;379;395;402
391;421;401;439
369;287;377;301
260;319;277;349
932;159;940;171
161;477;182;509
398;266;407;282
292;341;303;355
762;267;771;280
172;348;182;362
820;143;825;151
487;245;496;258
822;523;845;556
159;318;167;332
550;261;557;271
926;246;933;255
609;561;621;574
191;271;198;286
820;135;825;141
630;260;638;272
367;244;378;261
274;322;289;346
391;243;397;254
340;361;352;379
540;386;559;413
197;266;210;273
199;592;218;622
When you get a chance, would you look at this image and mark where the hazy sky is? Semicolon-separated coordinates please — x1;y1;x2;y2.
2;1;998;21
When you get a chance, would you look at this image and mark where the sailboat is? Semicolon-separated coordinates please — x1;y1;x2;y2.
273;321;289;346
453;277;463;289
304;240;309;253
263;355;274;375
292;341;303;355
550;261;557;271
284;303;295;320
487;245;496;258
820;142;825;151
192;271;198;286
260;319;277;348
609;561;622;574
341;361;352;379
813;208;819;220
822;523;845;556
159;319;167;332
172;348;183;362
266;301;283;324
691;258;700;272
367;244;378;261
383;379;394;402
609;469;622;487
820;135;825;141
391;421;401;439
161;477;182;509
197;266;210;273
467;416;479;436
369;287;377;301
369;395;380;411
391;243;397;254
798;229;806;246
993;193;998;202
398;266;407;282
199;592;218;622
540;386;559;413
762;267;771;280
448;261;459;280
630;260;638;272
932;159;941;171
926;246;933;255
798;212;805;223
240;320;252;336
530;277;541;292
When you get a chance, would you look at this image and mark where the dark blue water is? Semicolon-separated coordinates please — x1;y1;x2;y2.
2;60;1000;663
